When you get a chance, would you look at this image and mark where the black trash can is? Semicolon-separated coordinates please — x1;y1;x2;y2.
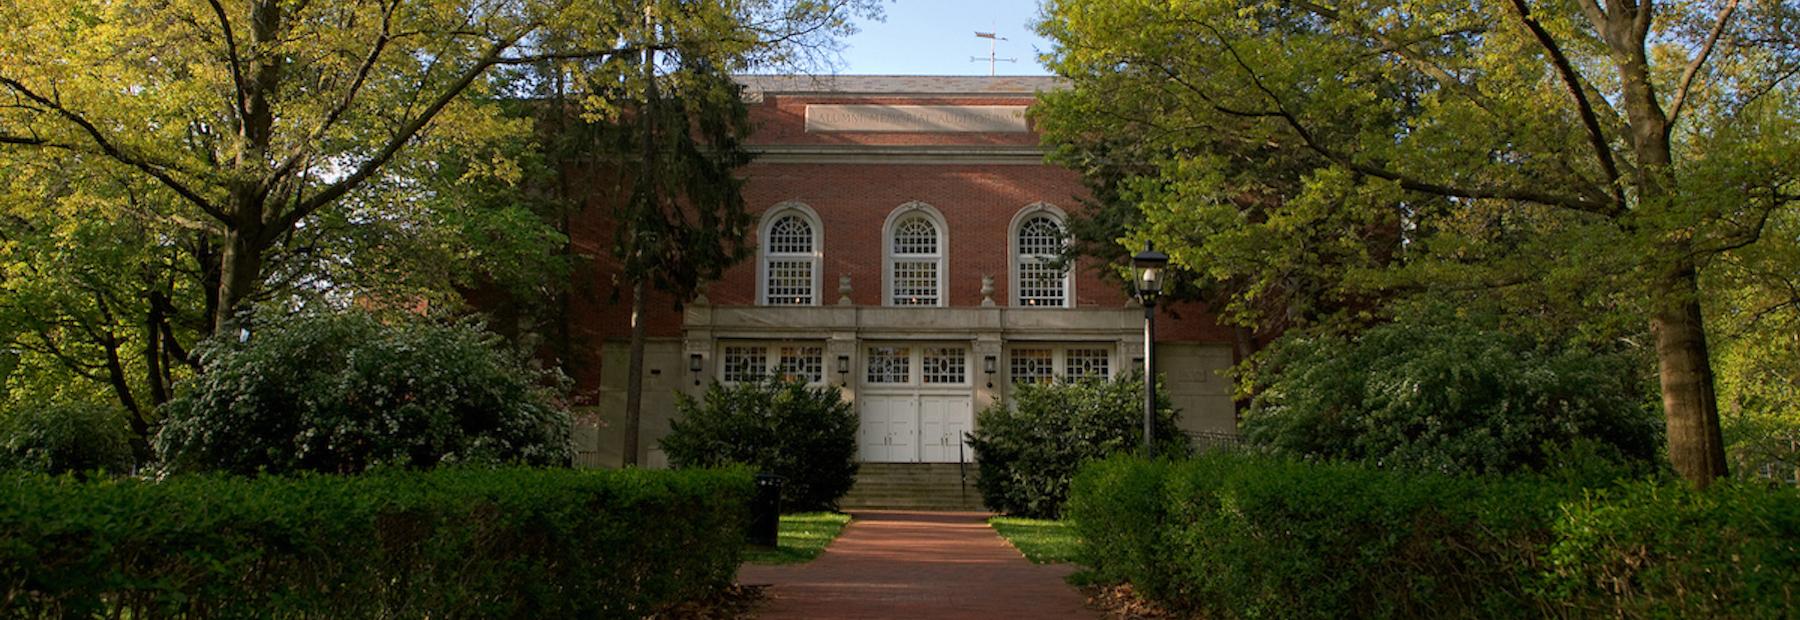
748;473;784;547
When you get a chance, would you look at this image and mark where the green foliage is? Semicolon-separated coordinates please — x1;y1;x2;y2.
1036;0;1800;484
156;312;572;475
661;378;858;512
1547;480;1800;617
0;466;752;619
966;374;1186;518
1069;455;1800;619
0;402;134;475
1241;312;1662;476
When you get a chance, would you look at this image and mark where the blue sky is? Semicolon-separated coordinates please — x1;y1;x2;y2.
833;0;1055;76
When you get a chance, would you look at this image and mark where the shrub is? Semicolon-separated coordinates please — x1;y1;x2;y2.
966;374;1186;518
1069;454;1800;618
0;402;136;475
1547;480;1800;617
1241;315;1661;475
0;466;752;618
156;312;572;474
661;377;858;512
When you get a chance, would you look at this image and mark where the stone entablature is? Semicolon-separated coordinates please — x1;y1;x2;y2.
804;105;1031;133
684;304;1146;341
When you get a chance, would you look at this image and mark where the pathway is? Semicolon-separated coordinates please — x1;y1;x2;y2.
737;511;1094;619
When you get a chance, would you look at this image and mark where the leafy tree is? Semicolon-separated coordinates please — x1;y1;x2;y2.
1240;307;1663;476
0;150;210;460
661;377;858;512
1037;0;1800;485
0;0;876;456
155;311;571;475
966;374;1186;518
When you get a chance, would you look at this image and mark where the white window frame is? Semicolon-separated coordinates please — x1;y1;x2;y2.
757;202;823;306
882;201;949;307
862;343;971;388
1006;344;1115;384
718;341;827;385
1009;203;1073;308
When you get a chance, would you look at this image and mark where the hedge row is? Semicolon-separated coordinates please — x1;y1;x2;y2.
1;467;753;619
1069;455;1800;619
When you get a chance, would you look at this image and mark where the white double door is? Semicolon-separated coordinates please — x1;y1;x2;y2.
859;393;973;463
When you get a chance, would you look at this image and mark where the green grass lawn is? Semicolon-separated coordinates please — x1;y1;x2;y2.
989;517;1082;564
742;512;853;565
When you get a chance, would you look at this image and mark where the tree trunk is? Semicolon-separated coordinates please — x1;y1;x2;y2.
1650;259;1729;486
213;225;263;334
621;278;647;466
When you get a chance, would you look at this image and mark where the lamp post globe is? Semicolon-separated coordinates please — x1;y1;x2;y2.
1130;242;1170;456
1131;243;1169;298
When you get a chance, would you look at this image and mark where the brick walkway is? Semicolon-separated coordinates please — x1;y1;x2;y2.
737;511;1094;619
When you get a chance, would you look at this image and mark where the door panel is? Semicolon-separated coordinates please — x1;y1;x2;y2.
919;395;973;463
887;398;916;463
860;396;916;462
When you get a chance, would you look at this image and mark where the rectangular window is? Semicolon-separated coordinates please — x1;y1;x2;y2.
1065;348;1111;380
921;346;968;384
890;260;939;306
722;346;767;383
1017;258;1066;307
1009;349;1054;385
778;346;824;383
866;346;911;384
765;259;814;306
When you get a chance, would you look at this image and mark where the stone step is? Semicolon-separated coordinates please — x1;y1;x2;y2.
840;499;985;510
842;463;985;510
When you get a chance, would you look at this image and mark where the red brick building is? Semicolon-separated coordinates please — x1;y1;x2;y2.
570;76;1236;467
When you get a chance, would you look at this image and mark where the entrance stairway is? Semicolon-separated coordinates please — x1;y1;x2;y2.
838;463;986;511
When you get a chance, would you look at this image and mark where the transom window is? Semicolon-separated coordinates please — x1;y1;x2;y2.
722;346;769;382
1009;345;1114;384
864;344;969;386
1013;208;1072;308
884;203;947;307
760;206;821;306
866;346;912;384
778;346;825;383
921;347;968;384
720;343;824;384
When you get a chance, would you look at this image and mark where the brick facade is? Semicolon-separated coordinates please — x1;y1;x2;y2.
565;76;1237;467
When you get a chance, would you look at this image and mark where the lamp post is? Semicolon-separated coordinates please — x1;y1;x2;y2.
1131;242;1169;456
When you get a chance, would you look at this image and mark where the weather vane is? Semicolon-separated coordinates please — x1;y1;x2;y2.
971;31;1018;76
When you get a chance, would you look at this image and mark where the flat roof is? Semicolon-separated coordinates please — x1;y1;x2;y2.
735;74;1066;96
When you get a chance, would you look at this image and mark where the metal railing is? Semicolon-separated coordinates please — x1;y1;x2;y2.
1186;430;1247;454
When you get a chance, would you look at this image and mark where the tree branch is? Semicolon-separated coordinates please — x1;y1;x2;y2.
1666;0;1739;128
205;0;251;127
0;76;228;221
1200;22;1614;215
280;36;636;232
1505;0;1627;212
270;0;401;186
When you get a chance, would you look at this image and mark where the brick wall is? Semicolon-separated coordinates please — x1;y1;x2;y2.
562;90;1237;400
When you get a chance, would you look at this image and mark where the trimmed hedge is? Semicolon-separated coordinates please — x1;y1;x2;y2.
1070;454;1799;619
1;467;752;619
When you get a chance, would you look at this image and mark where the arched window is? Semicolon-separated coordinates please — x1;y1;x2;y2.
758;203;821;306
1011;205;1072;308
884;202;947;307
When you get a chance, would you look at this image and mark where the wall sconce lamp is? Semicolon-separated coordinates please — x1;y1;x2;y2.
836;354;851;386
984;355;997;388
689;353;703;386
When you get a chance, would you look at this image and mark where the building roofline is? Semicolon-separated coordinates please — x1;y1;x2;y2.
734;74;1066;97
